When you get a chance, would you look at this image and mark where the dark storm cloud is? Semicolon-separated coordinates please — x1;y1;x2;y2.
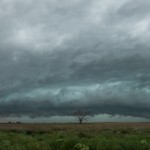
0;0;150;120
0;82;150;118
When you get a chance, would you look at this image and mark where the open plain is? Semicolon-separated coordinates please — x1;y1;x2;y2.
0;122;149;150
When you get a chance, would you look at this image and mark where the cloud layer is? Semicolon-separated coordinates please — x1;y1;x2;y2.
0;0;150;120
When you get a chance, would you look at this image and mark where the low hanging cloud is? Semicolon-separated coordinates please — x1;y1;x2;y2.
0;82;150;119
0;0;150;120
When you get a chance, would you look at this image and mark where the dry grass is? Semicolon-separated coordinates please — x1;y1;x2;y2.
0;122;149;133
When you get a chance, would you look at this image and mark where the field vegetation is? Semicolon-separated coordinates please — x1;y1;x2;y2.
0;123;149;150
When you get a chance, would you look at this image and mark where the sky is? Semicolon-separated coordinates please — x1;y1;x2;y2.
0;0;150;122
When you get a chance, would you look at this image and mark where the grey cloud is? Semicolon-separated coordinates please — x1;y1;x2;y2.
0;0;150;121
118;0;150;19
0;82;150;118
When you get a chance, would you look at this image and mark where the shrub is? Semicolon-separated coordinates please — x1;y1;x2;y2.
74;143;89;150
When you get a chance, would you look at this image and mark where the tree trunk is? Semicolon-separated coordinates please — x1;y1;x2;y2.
79;119;82;124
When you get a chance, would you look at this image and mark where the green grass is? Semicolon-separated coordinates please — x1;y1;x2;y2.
0;126;150;150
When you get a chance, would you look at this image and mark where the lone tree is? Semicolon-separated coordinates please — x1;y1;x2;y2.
74;109;91;124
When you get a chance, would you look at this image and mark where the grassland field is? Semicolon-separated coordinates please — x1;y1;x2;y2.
0;122;149;150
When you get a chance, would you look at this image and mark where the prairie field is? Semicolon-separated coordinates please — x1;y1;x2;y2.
0;122;149;150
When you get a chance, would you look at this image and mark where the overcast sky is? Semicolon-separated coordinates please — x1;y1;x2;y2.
0;0;150;122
